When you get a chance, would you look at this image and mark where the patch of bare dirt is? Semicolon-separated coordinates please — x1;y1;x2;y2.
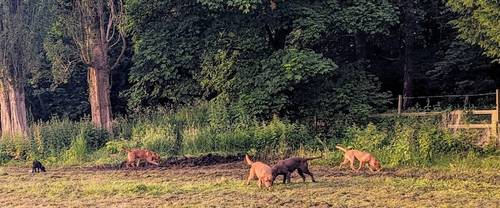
81;153;245;171
159;153;244;167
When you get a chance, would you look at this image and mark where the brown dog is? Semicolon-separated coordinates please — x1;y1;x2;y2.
271;156;321;184
335;145;381;172
245;155;273;188
123;148;161;168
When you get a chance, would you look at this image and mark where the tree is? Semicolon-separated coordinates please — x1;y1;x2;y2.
125;0;210;110
447;0;500;62
335;0;399;59
45;0;126;131
399;0;419;108
0;0;39;137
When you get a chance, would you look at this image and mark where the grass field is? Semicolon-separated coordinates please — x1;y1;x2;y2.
0;161;499;208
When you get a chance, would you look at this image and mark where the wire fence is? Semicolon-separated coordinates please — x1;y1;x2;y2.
384;91;497;112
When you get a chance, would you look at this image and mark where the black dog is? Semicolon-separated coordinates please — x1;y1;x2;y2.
32;160;46;173
271;156;321;184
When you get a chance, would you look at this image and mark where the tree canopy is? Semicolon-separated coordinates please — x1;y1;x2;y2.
447;0;500;62
0;0;497;136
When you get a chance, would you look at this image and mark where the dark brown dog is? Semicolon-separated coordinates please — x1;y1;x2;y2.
336;145;381;172
245;155;274;188
123;148;161;168
271;156;321;184
31;160;46;173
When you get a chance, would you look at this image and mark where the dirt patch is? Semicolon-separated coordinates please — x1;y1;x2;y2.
159;153;245;168
87;153;245;171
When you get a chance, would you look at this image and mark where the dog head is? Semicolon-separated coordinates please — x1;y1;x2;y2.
148;151;161;164
262;174;274;188
370;159;382;171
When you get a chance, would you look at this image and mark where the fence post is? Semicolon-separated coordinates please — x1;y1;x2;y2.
398;95;403;114
496;89;500;147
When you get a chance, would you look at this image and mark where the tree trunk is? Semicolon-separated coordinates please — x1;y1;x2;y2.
0;81;29;137
355;32;367;60
400;0;417;109
0;82;13;137
88;66;112;132
402;54;414;108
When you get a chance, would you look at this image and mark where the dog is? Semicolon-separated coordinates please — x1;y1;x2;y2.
245;155;274;188
272;156;321;184
31;160;46;173
123;148;161;168
335;145;381;172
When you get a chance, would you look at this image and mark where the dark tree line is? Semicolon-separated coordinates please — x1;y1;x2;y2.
1;0;499;136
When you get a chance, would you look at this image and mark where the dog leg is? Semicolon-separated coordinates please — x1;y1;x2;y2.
357;161;365;171
339;158;349;169
349;159;357;172
297;169;306;182
258;179;263;188
282;174;287;184
286;172;292;183
302;168;316;182
246;169;255;185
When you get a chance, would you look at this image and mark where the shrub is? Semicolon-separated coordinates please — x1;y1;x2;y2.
0;136;30;162
30;118;81;157
112;116;135;140
29;117;108;158
62;132;88;165
131;121;179;156
345;123;388;151
181;114;312;159
104;139;136;154
338;117;487;167
389;122;416;166
82;126;109;151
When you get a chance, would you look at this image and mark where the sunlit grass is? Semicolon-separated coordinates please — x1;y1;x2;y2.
0;162;498;207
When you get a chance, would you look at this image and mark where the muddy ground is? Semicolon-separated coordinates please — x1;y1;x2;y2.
0;156;498;207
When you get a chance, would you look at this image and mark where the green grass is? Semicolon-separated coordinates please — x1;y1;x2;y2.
0;159;498;208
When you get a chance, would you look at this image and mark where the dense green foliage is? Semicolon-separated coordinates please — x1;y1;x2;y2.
124;0;392;130
447;0;500;62
18;0;499;124
342;118;489;167
0;104;494;167
0;0;499;166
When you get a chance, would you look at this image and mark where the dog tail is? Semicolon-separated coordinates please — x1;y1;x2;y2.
245;154;253;166
335;145;348;152
304;155;322;161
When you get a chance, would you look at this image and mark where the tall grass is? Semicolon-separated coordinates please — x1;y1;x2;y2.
0;103;496;167
342;117;490;167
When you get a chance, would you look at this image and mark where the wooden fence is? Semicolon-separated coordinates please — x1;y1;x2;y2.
379;89;500;147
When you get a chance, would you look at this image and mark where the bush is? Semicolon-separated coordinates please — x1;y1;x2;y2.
340;117;487;167
62;132;88;165
30;117;108;158
30;118;81;157
345;123;388;151
0;136;30;162
131;119;181;156
180;114;313;159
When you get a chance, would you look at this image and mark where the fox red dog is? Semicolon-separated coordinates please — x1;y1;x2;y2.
336;145;381;172
245;155;274;188
123;148;161;168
